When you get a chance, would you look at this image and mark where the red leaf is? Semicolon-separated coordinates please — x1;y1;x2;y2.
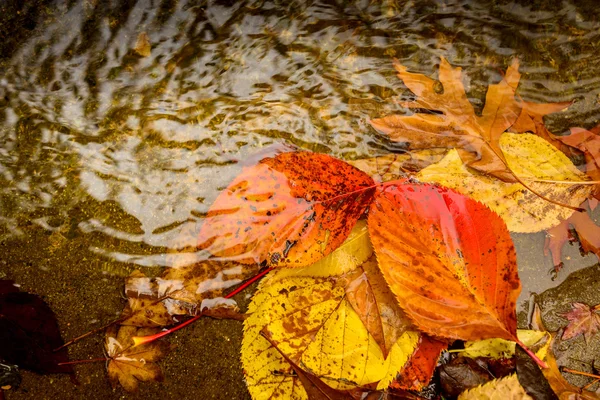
368;182;521;342
198;151;375;267
560;302;600;344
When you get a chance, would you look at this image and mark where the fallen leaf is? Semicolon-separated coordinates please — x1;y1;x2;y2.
347;150;447;182
198;151;375;267
0;280;73;375
390;335;447;391
544;201;600;275
457;374;534;400
370;58;522;182
105;325;169;392
439;357;495;398
368;182;520;342
133;32;151;57
560;303;600;344
458;330;548;360
416;132;591;232
515;345;558;400
241;240;419;398
555;126;600;199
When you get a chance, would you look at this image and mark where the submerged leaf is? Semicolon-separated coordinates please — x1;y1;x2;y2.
555;126;600;199
416;133;591;232
198;151;375;267
368;182;520;342
105;325;169;392
370;58;522;182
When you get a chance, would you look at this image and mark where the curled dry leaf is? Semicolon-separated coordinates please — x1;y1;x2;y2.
368;182;521;342
416;132;591;233
457;374;533;400
105;325;169;392
370;57;522;182
198;151;375;267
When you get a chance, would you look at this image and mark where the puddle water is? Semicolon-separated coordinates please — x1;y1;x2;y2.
1;0;599;398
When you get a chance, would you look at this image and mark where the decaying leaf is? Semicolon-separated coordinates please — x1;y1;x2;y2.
198;151;375;267
457;374;533;400
133;32;151;57
515;345;558;400
370;57;522;182
439;357;498;398
121;260;253;327
105;325;169;392
0;280;73;376
416;132;591;233
544;200;600;275
368;182;521;342
560;303;600;344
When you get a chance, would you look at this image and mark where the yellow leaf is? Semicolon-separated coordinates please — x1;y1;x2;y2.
417;132;591;232
459;330;548;359
458;374;533;400
242;249;418;398
263;220;372;284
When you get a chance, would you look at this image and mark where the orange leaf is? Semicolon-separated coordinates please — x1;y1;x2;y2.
556;127;600;199
198;151;375;267
391;335;447;391
368;182;520;342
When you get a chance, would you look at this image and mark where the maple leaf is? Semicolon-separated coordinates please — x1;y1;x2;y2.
198;151;375;267
416;132;591;232
370;58;522;182
560;302;600;344
105;325;169;392
368;181;521;343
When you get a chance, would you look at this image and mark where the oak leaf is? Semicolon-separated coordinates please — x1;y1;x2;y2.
457;374;533;400
105;325;169;392
368;182;521;342
416;132;591;232
560;303;600;344
198;151;375;267
370;58;522;182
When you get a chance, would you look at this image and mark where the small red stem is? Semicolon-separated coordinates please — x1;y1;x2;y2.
515;338;548;369
132;266;275;347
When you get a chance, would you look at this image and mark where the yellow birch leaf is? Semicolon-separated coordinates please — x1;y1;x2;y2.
376;331;420;390
417;132;591;232
458;374;533;400
459;330;548;359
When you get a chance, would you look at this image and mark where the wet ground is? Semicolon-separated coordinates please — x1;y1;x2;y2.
1;0;600;398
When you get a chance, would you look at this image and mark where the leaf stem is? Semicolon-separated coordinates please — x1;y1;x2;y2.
561;367;600;380
131;266;275;347
515;338;548;369
58;357;110;366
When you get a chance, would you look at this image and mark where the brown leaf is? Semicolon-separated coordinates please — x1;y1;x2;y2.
544;201;600;276
343;257;413;358
105;325;169;392
133;32;151;57
560;303;600;344
370;58;522;182
555;127;600;200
